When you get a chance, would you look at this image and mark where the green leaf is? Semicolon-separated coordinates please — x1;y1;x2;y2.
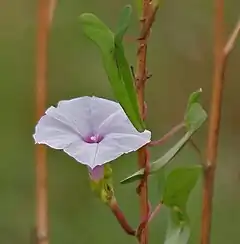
186;88;202;111
113;42;144;130
79;13;114;54
79;13;144;131
162;166;202;211
163;164;200;244
162;166;200;241
114;5;144;131
121;131;194;184
184;89;207;131
164;215;190;244
185;103;207;132
164;226;190;244
120;91;207;184
115;5;132;43
156;169;166;200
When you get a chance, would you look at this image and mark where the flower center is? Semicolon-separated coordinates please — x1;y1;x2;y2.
84;134;103;143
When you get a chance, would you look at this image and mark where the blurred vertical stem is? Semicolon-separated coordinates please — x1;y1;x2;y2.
201;0;224;243
136;1;153;243
201;1;240;243
35;1;56;244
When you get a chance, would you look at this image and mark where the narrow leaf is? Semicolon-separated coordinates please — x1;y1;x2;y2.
121;131;194;184
114;5;144;131
121;90;207;184
115;5;132;42
79;13;114;53
113;42;144;130
79;13;144;131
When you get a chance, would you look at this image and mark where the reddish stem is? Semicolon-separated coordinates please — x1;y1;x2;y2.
201;0;224;242
149;122;185;147
109;198;136;236
136;1;157;243
35;1;53;244
223;18;240;55
148;202;162;223
200;1;240;244
136;202;161;240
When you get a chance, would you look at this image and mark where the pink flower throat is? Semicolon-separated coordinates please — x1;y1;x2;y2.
84;134;103;143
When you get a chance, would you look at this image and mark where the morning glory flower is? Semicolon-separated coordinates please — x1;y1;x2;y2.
33;96;151;180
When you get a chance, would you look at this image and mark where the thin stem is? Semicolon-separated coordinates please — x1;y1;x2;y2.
201;0;224;242
136;202;162;240
189;139;203;163
224;18;240;55
148;202;162;223
149;122;185;147
35;1;54;244
201;4;240;244
138;2;159;40
49;0;58;25
109;198;136;236
136;1;158;244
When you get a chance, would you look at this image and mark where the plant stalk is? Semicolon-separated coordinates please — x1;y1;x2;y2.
200;1;240;244
109;198;136;236
136;1;153;243
35;0;55;243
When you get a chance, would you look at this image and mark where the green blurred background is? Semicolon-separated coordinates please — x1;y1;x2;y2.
0;0;240;243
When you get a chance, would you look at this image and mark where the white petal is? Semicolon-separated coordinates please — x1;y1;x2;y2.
33;115;81;149
63;140;99;169
98;108;143;136
47;97;92;138
87;97;122;132
50;96;122;137
93;130;151;165
63;130;150;168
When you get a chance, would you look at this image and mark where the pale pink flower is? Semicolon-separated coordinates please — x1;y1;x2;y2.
33;96;151;179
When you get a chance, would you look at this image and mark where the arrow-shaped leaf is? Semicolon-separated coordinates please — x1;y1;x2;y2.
121;90;207;184
184;88;207;131
121;131;193;184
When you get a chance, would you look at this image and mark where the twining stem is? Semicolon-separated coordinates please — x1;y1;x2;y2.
136;202;161;240
109;198;136;236
35;1;56;244
201;2;240;244
148;202;162;224
136;1;158;243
